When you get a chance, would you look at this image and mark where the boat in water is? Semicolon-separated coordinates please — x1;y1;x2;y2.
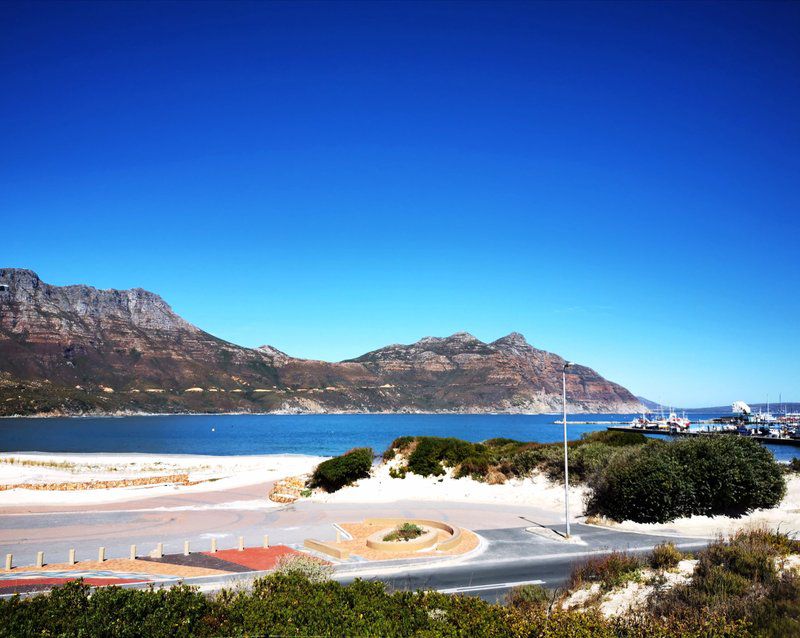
629;408;690;432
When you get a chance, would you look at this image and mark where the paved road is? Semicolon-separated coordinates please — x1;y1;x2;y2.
1;485;570;566
335;525;709;601
1;479;710;598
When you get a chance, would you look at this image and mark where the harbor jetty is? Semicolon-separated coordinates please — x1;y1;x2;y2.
605;425;800;448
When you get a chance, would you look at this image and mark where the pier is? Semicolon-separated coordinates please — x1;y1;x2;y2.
605;425;800;447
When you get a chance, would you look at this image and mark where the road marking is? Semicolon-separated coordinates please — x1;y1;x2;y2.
437;578;544;594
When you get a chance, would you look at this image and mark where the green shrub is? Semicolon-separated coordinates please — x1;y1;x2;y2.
569;551;643;590
505;583;550;609
649;541;683;570
587;442;693;523
0;580;213;638
0;570;757;638
454;455;494;479
580;429;649;447
388;465;407;479
308;447;373;492
383;522;424;542
273;554;333;583
786;457;800;473
647;529;800;636
383;435;415;461
697;529;795;585
406;437;487;477
673;436;786;517
587;436;786;523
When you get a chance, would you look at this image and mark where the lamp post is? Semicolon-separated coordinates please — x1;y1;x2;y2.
562;362;573;538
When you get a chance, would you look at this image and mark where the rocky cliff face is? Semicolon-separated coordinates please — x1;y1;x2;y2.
0;269;642;416
347;332;640;413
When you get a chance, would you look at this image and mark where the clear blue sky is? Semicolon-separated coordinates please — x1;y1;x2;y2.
2;1;798;407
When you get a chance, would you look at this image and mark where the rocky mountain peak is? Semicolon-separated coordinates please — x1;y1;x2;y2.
256;344;291;364
0;268;197;335
492;332;530;348
416;331;481;347
0;270;644;416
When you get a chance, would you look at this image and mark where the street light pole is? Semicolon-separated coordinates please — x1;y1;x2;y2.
562;362;573;538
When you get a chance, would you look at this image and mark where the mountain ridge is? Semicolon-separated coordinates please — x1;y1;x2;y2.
0;268;643;416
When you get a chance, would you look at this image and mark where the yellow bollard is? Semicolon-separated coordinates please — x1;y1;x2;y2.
4;554;12;570
98;547;105;562
263;534;269;548
68;549;76;565
130;544;136;560
238;536;244;551
36;551;44;568
210;538;217;553
184;540;190;556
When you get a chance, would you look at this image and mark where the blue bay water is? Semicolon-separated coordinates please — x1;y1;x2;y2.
0;413;796;462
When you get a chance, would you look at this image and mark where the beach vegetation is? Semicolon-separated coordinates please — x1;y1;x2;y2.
0;571;750;638
308;447;373;492
587;436;785;523
383;430;647;484
569;551;644;590
382;522;424;542
273;554;333;583
388;465;407;479
649;541;683;570
647;529;800;637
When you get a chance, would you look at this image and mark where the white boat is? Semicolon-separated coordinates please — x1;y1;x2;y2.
666;412;691;431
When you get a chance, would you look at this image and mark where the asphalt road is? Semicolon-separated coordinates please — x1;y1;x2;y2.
1;482;710;600
333;524;709;601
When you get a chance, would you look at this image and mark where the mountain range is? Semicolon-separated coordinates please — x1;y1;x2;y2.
0;269;643;416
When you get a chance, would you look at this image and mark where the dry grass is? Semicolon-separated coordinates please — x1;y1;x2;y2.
0;457;79;471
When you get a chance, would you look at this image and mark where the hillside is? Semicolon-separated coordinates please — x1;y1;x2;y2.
0;269;643;416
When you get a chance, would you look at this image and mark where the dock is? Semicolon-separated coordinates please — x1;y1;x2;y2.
555;419;718;425
606;425;800;447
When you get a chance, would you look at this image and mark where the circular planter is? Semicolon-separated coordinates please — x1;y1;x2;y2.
365;525;439;552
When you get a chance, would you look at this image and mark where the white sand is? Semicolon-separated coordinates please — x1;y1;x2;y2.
309;461;588;512
590;475;800;538
0;452;326;507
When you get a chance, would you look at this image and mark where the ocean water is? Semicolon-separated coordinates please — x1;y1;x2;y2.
0;413;797;462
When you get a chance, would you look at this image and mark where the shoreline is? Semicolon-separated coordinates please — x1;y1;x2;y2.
0;452;327;508
0;409;638;419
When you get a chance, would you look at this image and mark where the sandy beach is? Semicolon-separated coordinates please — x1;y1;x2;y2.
309;461;590;511
3;451;799;541
0;452;327;507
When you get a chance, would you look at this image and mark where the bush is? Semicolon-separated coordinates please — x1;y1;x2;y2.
383;522;424;542
647;529;800;636
405;437;488;477
383;436;415;461
383;433;650;485
580;430;649;447
0;580;213;638
0;570;756;638
587;436;786;523
273;554;333;583
507;446;549;476
649;541;683;570
505;583;550;609
673;436;786;517
388;465;407;479
569;551;643;590
587;442;694;523
786;457;800;473
308;447;373;492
